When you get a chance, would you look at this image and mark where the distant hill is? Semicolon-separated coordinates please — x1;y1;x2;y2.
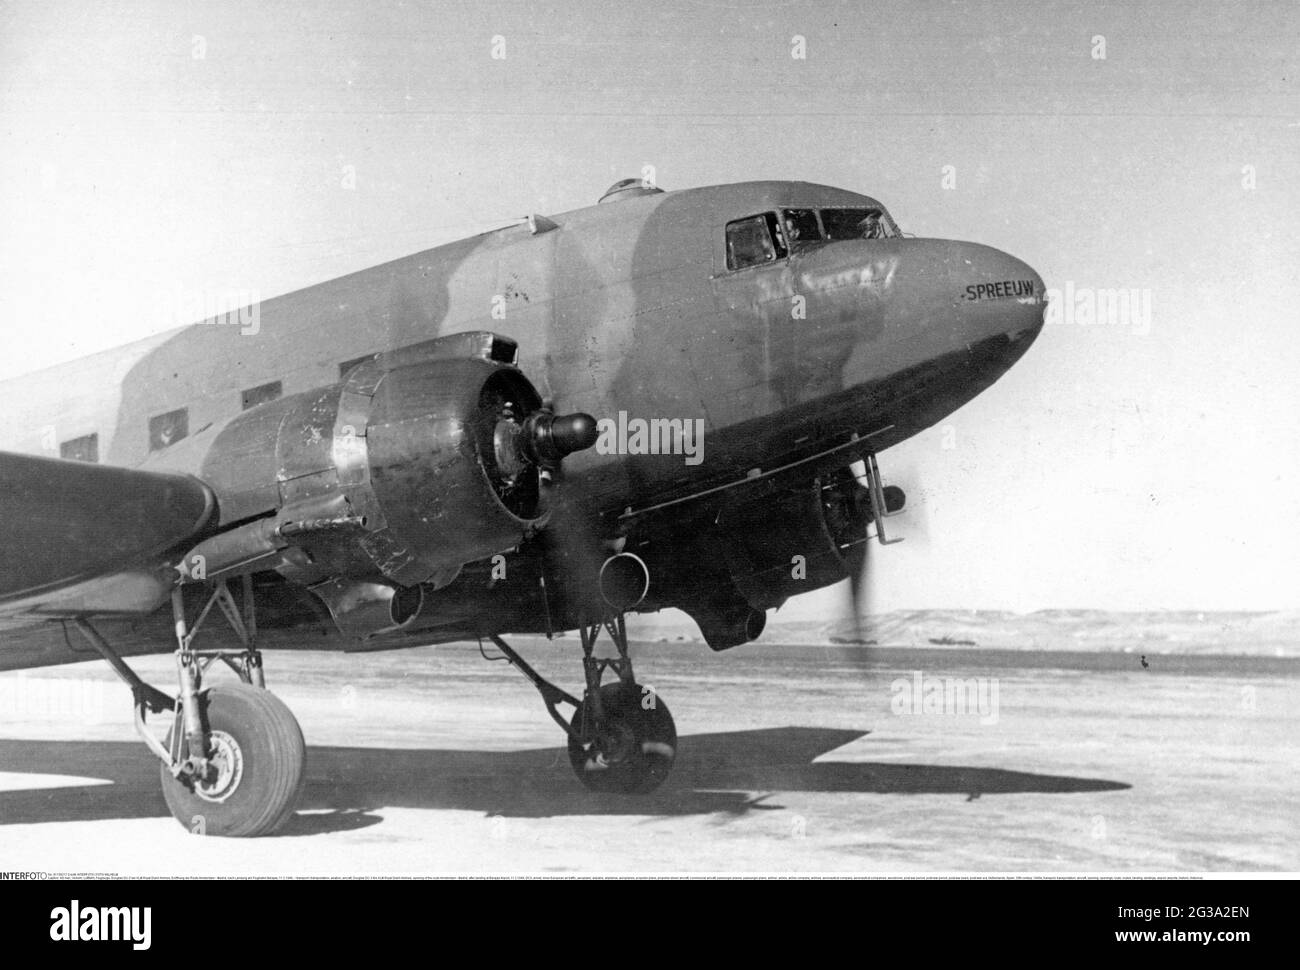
627;609;1300;657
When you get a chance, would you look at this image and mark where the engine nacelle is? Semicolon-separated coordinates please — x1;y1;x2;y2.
188;334;595;635
681;596;768;651
718;472;873;611
625;468;874;650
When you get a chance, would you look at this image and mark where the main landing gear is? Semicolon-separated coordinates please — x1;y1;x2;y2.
489;612;677;795
74;576;305;836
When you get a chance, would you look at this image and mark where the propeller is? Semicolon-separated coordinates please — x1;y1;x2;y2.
521;400;612;623
848;522;875;646
486;392;609;626
536;464;609;618
840;456;918;649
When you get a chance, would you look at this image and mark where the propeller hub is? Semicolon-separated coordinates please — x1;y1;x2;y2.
493;409;598;476
523;410;599;465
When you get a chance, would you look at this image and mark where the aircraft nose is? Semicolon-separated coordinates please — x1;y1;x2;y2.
953;244;1046;344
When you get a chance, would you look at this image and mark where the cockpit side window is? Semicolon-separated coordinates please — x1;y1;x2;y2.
820;207;894;240
725;213;787;270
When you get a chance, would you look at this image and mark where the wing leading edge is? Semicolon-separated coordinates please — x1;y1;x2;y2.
0;450;216;615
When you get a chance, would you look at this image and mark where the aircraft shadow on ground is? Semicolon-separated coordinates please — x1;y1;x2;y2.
0;727;1130;832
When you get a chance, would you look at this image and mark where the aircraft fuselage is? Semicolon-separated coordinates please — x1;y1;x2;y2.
0;179;1045;657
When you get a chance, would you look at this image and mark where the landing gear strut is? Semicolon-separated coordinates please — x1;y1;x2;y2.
75;576;305;837
489;612;677;795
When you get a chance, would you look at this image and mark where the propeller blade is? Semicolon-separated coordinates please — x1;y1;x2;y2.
539;481;598;604
850;523;874;646
839;458;923;651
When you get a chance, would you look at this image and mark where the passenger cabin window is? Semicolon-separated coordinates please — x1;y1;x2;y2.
241;380;282;410
725;213;788;271
60;433;98;463
148;407;188;451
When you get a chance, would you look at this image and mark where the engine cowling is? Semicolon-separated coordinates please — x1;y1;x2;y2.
186;335;595;635
624;468;875;650
719;471;873;611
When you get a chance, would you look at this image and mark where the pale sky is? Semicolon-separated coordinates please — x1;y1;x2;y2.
1;0;1297;612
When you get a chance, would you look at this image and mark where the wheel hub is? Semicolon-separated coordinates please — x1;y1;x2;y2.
596;721;637;766
192;730;244;803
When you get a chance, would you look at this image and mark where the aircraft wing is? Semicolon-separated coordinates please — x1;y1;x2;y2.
0;450;216;619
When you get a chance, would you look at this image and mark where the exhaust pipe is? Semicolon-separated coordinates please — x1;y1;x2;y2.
599;553;650;611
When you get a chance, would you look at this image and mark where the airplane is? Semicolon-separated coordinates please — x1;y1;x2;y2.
0;178;1045;836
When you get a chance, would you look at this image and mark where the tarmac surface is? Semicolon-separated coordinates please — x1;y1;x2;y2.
0;640;1295;874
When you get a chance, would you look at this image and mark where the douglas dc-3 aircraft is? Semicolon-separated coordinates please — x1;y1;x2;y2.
0;179;1044;835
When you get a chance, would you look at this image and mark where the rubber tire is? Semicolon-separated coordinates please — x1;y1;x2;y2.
160;683;306;837
567;682;676;794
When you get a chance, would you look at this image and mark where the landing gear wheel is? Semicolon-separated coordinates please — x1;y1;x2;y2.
567;682;676;794
160;683;306;836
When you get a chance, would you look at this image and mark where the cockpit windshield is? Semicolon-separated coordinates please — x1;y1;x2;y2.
780;208;822;246
820;207;895;240
725;205;901;270
779;207;899;248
